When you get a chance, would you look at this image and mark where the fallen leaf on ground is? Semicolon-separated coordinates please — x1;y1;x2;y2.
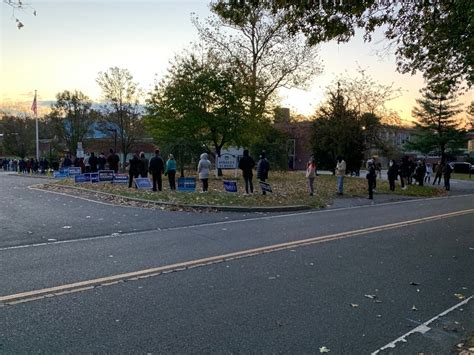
319;346;330;353
454;293;465;300
410;282;420;286
364;294;377;299
350;304;359;308
63;226;72;229
412;305;418;311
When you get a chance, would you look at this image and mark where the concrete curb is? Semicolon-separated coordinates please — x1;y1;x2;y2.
39;183;312;213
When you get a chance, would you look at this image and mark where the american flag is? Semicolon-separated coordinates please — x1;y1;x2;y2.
31;91;37;116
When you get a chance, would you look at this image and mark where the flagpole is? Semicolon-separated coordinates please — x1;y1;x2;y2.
34;90;39;161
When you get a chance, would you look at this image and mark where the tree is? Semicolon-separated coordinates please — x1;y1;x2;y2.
3;0;37;29
408;85;467;163
195;1;321;125
237;0;473;91
310;85;365;173
47;90;97;155
96;67;144;171
0;115;35;158
146;52;250;175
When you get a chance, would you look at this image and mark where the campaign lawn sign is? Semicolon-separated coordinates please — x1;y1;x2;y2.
135;178;152;189
113;174;129;184
74;174;87;183
217;153;237;169
177;177;196;192
98;170;114;182
53;171;68;179
259;181;272;193
67;167;82;176
223;180;238;193
87;173;100;183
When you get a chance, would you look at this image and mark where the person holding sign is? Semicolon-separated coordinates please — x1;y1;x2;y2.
256;151;270;195
149;149;165;192
197;153;211;192
238;149;255;194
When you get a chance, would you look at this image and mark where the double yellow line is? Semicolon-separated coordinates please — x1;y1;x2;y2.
1;209;473;306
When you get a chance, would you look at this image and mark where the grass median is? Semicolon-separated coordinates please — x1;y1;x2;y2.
54;171;445;209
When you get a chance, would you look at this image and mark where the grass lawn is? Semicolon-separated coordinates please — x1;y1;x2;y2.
452;173;473;181
55;171;445;209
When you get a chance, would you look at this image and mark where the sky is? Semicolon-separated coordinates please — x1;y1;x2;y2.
1;0;472;122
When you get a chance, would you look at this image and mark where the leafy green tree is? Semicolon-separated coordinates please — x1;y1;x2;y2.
96;67;144;171
47;90;97;154
0;115;35;158
408;85;466;163
3;0;36;29
146;52;250;174
250;124;288;170
195;1;321;125
310;85;365;172
235;0;472;91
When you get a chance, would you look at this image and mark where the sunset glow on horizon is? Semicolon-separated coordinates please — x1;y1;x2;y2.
1;0;472;123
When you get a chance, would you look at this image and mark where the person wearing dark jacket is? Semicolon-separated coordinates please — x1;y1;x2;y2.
98;152;107;171
149;149;165;192
128;152;141;188
238;149;255;194
366;159;377;199
107;149;120;173
256;151;270;195
387;159;399;191
88;152;98;172
399;156;410;190
139;152;149;178
443;162;452;191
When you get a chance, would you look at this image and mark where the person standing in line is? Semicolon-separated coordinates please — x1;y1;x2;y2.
415;160;425;186
425;162;433;183
399;156;409;190
443;162;452;191
128;152;141;188
149;149;165;192
197;152;211;192
387;159;398;191
433;161;443;185
165;154;177;191
139;152;149;178
97;152;106;171
306;157;317;196
256;151;270;195
89;152;98;173
238;149;255;195
107;149;120;173
335;156;346;195
367;159;377;199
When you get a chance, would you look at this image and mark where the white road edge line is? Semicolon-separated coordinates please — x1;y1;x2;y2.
2;190;473;252
371;296;473;354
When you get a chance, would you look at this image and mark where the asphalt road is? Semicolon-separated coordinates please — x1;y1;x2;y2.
0;172;473;354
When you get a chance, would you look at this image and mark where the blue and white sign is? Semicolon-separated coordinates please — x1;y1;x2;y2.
74;174;87;183
177;177;196;192
217;154;237;169
135;178;152;189
68;167;82;176
53;171;68;179
259;181;272;193
98;170;114;182
113;174;129;184
87;173;100;183
223;180;237;193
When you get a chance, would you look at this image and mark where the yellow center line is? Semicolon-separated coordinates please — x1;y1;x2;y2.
1;208;473;305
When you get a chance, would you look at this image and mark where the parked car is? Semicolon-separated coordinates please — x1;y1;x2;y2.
449;162;473;174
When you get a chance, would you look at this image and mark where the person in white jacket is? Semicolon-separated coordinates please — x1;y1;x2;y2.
197;153;211;192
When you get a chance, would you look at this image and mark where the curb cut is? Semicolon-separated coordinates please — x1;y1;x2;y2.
38;183;312;213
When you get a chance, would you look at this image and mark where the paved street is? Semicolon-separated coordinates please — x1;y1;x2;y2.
0;172;473;353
